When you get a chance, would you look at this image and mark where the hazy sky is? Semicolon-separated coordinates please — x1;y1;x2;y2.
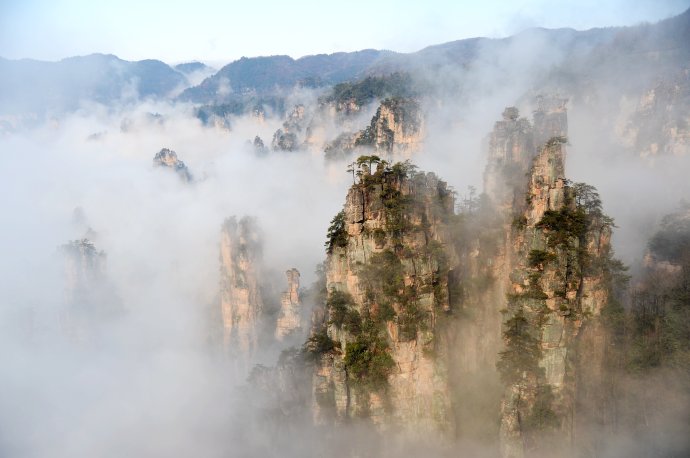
1;0;688;64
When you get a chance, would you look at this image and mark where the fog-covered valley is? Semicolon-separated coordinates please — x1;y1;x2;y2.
1;6;690;457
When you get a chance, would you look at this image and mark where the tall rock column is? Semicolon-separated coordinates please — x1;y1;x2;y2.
309;161;457;439
219;216;264;357
275;268;302;340
482;101;614;458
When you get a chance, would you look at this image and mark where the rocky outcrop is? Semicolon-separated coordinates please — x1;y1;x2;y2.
309;160;456;439
353;98;423;158
271;129;299;152
479;101;615;458
272;104;309;152
219;216;264;357
483;106;535;208
483;97;567;210
323;98;423;160
153;148;193;181
281;98;618;456
323;132;361;160
275;268;302;340
619;69;690;157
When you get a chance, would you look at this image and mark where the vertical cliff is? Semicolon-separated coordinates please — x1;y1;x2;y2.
309;159;456;438
323;97;424;160
354;98;423;158
219;216;264;357
275;268;302;340
480;100;615;458
619;69;690;157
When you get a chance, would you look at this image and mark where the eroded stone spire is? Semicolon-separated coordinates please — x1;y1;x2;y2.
275;268;301;340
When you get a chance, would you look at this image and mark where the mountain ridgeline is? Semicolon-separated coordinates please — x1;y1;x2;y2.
3;8;689;160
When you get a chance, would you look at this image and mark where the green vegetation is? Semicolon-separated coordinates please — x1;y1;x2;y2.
525;384;560;431
648;202;690;264
324;132;358;160
196;95;286;125
497;308;559;434
318;158;456;391
354;97;421;153
380;97;422;130
528;249;555;270
545;135;568;147
344;327;396;388
381;184;412;239
325;210;348;254
327;290;356;328
536;207;587;249
303;329;338;360
372;228;386;247
628;262;690;372
360;250;404;300
322;73;418;110
496;308;542;385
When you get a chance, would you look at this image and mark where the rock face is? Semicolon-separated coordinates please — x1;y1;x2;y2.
153;148;193;181
480;101;614;458
323;97;423;160
297;99;617;455
272;104;309;152
484;98;567;210
619;69;690;157
219;216;264;357
310;161;456;438
275;268;302;340
355;98;423;158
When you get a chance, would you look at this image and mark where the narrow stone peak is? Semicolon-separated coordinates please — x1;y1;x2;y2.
153;148;193;182
484;96;568;211
311;158;456;437
275;268;302;340
219;216;264;357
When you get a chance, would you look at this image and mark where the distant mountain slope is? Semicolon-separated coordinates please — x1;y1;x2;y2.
174;61;213;74
0;54;185;115
178;49;392;103
1;8;687;117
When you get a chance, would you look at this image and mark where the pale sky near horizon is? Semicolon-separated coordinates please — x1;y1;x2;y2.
0;0;688;65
